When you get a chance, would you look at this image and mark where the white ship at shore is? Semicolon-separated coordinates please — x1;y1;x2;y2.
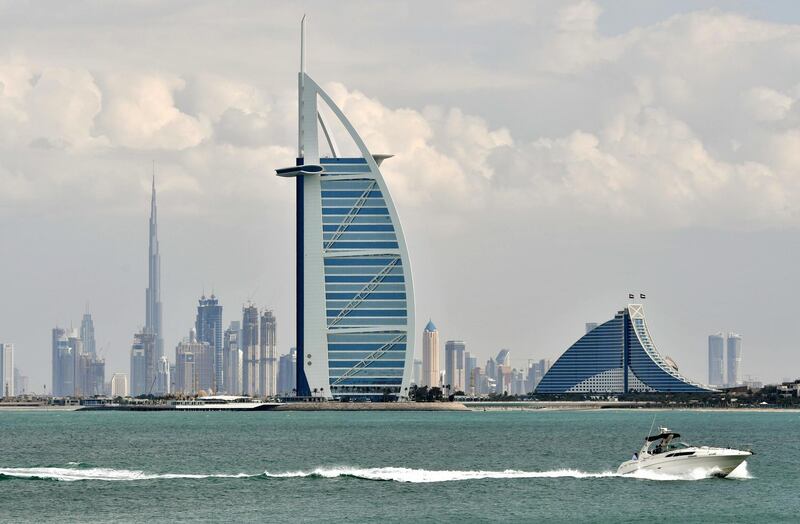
171;396;281;411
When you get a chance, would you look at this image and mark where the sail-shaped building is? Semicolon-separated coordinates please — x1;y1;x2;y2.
535;304;714;394
276;20;415;401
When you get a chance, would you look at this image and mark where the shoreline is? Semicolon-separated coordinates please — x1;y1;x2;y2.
1;402;798;413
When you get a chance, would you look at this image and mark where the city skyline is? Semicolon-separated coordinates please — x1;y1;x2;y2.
4;2;800;388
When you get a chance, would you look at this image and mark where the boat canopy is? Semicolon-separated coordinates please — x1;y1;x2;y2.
646;431;680;442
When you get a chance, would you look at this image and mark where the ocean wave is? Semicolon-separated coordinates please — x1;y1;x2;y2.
0;462;752;483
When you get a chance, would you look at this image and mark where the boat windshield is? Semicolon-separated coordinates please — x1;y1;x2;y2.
648;440;689;454
665;442;690;450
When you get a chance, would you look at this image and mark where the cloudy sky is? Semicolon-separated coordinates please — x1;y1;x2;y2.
2;0;800;390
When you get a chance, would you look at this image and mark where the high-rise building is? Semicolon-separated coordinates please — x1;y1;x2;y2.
484;358;497;392
130;332;149;396
536;304;713;393
145;175;164;362
110;373;129;397
585;322;598;334
195;295;223;392
727;333;742;387
464;353;477;395
241;304;260;396
1;343;14;398
13;368;28;396
471;366;484;395
194;334;215;395
511;368;526;395
51;328;78;397
174;342;195;395
130;330;157;396
421;320;440;388
444;340;466;393
708;333;725;387
495;349;511;368
77;353;105;397
51;327;67;396
80;311;96;356
223;321;242;395
277;347;297;396
277;30;415;401
156;356;170;395
174;330;209;396
260;310;277;397
412;359;422;386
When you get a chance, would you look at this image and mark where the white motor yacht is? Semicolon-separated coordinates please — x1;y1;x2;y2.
617;426;751;477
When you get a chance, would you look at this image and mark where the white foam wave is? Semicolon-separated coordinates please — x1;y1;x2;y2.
0;467;252;482
0;463;753;483
264;467;618;483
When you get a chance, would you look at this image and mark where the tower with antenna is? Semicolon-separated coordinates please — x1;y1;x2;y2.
145;163;164;362
275;17;416;401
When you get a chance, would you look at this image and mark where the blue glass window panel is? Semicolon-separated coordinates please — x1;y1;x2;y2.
326;309;407;317
322;208;390;216
325;275;404;283
326;292;406;300
325;257;399;266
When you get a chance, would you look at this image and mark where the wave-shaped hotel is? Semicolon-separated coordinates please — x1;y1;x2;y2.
276;20;414;401
535;304;714;394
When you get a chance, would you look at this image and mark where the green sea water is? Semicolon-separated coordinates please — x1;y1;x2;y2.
0;409;797;523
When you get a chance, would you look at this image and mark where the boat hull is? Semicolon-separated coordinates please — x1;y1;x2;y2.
618;451;750;477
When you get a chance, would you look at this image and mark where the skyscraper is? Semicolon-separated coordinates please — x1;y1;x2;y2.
277;347;297;396
708;333;725;386
175;329;210;396
223;321;242;395
110;373;129;397
0;343;14;398
727;333;742;387
51;327;67;396
80;311;96;356
421;320;440;388
156;356;170;395
412;359;422;386
260;310;277;397
464;353;477;395
241;304;260;396
585;322;598;334
195;295;223;392
76;353;105;397
14;368;29;396
277;22;415;401
145;174;164;362
130;332;149;396
444;340;466;392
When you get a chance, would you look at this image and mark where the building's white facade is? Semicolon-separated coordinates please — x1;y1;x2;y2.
727;333;742;387
110;373;129;397
1;343;14;397
421;321;440;389
277;26;415;401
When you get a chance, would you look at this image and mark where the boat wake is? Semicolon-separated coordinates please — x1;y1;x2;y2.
0;466;253;482
0;462;752;483
264;467;618;483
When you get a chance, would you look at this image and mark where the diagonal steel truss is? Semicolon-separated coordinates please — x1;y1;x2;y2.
327;257;401;328
324;180;378;250
330;333;406;386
